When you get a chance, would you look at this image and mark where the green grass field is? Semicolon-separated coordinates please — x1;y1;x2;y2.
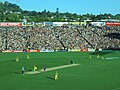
0;51;120;90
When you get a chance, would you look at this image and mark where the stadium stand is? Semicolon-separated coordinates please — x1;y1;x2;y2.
0;25;120;51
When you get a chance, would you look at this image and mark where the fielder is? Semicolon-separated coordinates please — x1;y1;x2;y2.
97;54;100;59
27;55;30;59
101;56;104;59
16;57;19;62
54;71;58;80
33;65;37;71
89;55;92;59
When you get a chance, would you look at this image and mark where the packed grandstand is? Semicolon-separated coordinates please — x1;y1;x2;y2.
0;22;120;52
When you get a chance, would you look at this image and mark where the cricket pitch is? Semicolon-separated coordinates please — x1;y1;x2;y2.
25;64;80;75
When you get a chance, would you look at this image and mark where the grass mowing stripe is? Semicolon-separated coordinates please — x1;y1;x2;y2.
112;88;120;90
60;74;89;77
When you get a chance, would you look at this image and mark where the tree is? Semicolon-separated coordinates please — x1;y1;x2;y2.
6;13;21;22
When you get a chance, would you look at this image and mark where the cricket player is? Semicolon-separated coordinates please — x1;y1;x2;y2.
33;65;37;71
89;55;92;59
54;71;58;80
97;54;100;59
22;66;24;75
16;57;19;62
70;60;73;64
27;55;30;59
43;66;46;72
101;56;104;59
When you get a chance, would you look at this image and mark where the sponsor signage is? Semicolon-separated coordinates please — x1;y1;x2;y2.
2;50;23;52
0;22;22;26
2;50;13;52
68;49;80;52
12;50;23;52
27;50;40;52
88;48;95;52
106;22;120;26
80;48;88;52
40;50;54;52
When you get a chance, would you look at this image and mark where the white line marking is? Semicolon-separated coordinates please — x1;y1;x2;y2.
106;57;119;60
25;64;80;75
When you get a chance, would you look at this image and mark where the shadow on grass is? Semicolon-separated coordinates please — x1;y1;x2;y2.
14;72;21;75
28;69;32;71
46;76;54;80
11;60;15;62
90;51;112;55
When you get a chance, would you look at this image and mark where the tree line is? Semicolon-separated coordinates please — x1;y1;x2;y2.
0;1;120;22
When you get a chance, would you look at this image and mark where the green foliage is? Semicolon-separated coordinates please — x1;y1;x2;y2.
0;1;120;22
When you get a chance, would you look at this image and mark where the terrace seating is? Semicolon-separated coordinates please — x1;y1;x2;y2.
0;25;120;51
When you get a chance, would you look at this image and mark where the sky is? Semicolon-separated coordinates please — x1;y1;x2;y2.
1;0;120;15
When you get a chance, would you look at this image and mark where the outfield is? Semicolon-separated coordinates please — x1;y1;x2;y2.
0;51;120;90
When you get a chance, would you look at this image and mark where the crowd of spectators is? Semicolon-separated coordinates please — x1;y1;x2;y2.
77;26;120;49
0;25;120;51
